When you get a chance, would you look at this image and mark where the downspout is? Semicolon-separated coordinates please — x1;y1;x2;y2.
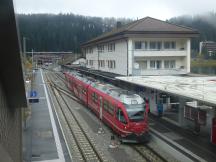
97;45;99;70
125;39;129;76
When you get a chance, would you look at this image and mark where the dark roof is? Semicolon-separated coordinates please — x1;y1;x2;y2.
0;0;27;107
82;17;199;47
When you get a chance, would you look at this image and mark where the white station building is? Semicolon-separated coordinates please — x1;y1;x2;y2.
79;17;216;144
82;17;199;76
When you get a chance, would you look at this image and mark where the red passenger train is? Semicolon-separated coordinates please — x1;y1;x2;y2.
64;71;150;143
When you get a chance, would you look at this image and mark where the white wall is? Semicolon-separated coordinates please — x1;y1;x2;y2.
85;37;191;76
86;40;128;75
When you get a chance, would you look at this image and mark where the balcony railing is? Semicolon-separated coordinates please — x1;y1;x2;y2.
133;49;187;57
132;68;187;76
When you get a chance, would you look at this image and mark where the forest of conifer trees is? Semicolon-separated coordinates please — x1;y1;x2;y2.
17;12;216;56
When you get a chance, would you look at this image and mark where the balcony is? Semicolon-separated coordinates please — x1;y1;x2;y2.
132;68;187;76
133;49;187;57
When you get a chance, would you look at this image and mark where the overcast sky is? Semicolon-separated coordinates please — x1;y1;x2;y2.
14;0;216;20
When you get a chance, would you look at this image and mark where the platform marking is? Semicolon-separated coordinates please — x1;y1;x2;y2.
40;69;65;162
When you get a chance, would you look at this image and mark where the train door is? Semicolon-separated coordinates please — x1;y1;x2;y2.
115;108;128;134
211;117;216;145
99;97;103;120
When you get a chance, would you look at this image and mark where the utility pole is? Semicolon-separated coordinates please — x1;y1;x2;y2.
31;49;34;69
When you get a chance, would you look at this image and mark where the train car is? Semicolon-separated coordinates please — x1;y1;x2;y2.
64;72;74;91
65;71;149;143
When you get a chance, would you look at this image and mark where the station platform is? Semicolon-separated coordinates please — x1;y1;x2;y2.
149;114;216;162
23;69;70;162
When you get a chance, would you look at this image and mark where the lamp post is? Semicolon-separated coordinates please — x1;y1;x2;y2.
31;49;34;69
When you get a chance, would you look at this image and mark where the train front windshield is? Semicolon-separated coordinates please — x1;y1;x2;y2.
125;104;145;122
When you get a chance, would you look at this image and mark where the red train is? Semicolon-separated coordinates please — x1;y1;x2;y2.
64;71;150;143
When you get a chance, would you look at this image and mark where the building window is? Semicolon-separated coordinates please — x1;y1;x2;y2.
170;60;176;68
98;45;104;53
86;60;88;65
86;47;93;54
134;41;148;50
107;60;116;69
102;60;105;67
150;60;156;69
156;60;162;69
108;43;115;52
164;60;176;69
164;60;169;69
138;61;147;69
90;60;94;66
150;60;162;69
135;41;142;49
98;60;105;68
150;41;162;50
113;60;116;68
164;41;176;49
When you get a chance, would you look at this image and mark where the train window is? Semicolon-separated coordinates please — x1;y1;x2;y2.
103;100;114;116
125;104;145;122
116;108;127;124
108;103;115;115
103;100;108;111
82;89;86;95
92;92;98;103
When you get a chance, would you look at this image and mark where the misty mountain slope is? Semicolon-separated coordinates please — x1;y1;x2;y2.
17;13;131;52
17;13;216;52
169;13;216;51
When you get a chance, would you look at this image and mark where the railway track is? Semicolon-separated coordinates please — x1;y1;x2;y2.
45;73;106;162
45;70;170;162
133;145;168;162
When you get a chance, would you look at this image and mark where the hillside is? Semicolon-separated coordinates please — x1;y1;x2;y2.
17;12;216;53
169;12;216;53
17;14;130;52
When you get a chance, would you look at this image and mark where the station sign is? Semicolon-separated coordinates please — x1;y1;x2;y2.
159;93;168;98
28;90;39;103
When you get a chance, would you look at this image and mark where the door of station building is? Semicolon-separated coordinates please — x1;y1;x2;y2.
211;118;216;145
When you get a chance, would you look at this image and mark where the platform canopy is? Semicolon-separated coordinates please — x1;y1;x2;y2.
116;76;216;106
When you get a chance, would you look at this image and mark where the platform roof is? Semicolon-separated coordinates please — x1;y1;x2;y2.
116;76;216;106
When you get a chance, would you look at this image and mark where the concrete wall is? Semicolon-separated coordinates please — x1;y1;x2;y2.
0;81;22;162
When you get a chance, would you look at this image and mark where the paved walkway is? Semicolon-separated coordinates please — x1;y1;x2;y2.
23;69;70;162
150;114;216;162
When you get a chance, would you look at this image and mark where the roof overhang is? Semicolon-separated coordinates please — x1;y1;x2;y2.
116;76;216;106
81;31;199;48
0;0;27;108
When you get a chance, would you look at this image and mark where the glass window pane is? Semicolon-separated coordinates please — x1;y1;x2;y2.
150;60;155;68
170;60;176;68
150;42;156;49
135;41;142;49
164;60;169;68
